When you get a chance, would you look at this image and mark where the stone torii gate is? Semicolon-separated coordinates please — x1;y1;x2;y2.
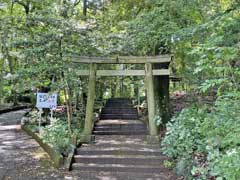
71;55;171;143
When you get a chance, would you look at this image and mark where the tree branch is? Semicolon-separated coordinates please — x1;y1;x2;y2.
73;0;81;7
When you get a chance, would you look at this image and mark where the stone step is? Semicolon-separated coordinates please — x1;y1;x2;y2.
76;149;163;156
103;105;136;108
93;126;147;131
104;103;134;109
74;155;166;166
100;114;138;120
95;120;144;125
101;109;137;114
71;163;166;173
93;130;148;135
79;143;160;151
105;101;132;104
69;171;174;180
106;99;132;103
94;124;146;129
101;112;137;116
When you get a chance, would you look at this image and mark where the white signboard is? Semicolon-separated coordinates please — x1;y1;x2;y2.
36;92;57;109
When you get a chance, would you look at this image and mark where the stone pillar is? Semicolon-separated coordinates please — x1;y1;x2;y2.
81;63;96;143
145;63;159;144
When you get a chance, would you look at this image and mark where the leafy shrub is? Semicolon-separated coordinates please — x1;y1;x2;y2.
203;95;240;180
153;115;162;126
26;110;41;124
42;119;71;155
162;106;207;177
162;93;240;179
162;106;207;159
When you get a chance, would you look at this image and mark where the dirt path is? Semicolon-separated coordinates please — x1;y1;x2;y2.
0;110;66;180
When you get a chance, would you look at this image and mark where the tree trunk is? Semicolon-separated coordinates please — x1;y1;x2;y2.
83;0;87;17
2;33;18;105
63;83;73;135
0;68;3;104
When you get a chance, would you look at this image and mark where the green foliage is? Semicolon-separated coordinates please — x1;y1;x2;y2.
163;160;175;169
162;93;240;179
176;6;240;92
162;107;206;159
28;110;42;124
153;115;162;126
42;119;71;155
203;94;240;179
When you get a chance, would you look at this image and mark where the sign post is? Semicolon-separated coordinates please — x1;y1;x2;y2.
38;108;42;134
36;92;58;129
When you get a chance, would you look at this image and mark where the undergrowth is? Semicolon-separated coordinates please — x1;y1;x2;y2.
162;93;240;180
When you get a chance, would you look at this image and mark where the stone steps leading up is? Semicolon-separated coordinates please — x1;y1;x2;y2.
93;130;148;135
79;143;161;151
74;155;166;165
72;163;168;174
69;171;175;180
100;98;138;120
76;149;164;156
71;98;177;179
94;125;147;131
95;119;142;125
100;114;138;120
101;109;137;114
94;119;145;135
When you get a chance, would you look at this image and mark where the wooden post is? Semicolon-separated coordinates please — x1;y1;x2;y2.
82;63;96;141
145;63;159;143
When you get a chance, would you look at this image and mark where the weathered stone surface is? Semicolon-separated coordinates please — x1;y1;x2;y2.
146;135;161;144
73;135;177;179
100;98;138;120
78;135;95;143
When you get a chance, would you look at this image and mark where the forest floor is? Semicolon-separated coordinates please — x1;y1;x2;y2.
170;90;216;115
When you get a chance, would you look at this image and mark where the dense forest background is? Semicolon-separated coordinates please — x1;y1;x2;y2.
0;0;240;179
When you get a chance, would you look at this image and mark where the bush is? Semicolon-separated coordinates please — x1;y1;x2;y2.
42;119;71;156
162;93;240;179
162;106;207;177
203;95;240;180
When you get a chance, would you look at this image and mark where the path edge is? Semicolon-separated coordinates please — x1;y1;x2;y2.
0;105;29;114
21;125;64;168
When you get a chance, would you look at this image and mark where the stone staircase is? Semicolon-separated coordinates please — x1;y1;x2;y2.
100;98;138;120
93;119;148;135
70;98;177;179
71;136;176;179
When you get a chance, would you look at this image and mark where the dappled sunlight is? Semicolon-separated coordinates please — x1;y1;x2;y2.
95;172;118;180
0;124;21;131
31;148;49;160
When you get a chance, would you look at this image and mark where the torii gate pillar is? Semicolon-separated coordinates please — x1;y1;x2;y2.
80;63;96;142
145;63;160;144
